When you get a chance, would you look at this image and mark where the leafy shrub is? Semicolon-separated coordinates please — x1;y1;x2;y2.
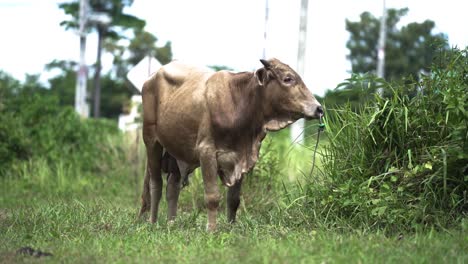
0;112;30;172
305;47;467;231
0;90;122;177
238;135;283;213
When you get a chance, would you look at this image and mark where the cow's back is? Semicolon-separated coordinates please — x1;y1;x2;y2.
142;61;214;163
142;61;212;121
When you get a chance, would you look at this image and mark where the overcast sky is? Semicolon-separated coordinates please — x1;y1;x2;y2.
0;0;466;96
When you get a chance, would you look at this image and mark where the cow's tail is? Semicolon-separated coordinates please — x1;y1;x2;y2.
139;163;151;217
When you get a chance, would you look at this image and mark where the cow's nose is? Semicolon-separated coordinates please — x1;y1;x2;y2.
316;106;324;116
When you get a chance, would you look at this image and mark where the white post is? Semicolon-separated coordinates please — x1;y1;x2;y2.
291;0;309;144
262;0;269;60
75;0;89;117
377;0;387;95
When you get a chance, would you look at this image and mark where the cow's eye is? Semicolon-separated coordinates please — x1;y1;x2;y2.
283;76;294;84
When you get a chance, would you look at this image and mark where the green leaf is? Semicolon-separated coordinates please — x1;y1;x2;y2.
424;162;433;170
371;206;387;217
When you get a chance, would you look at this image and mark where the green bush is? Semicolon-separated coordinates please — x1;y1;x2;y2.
0;90;122;177
0;112;30;171
305;47;467;231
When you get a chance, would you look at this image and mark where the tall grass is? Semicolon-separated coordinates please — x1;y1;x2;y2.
297;47;467;232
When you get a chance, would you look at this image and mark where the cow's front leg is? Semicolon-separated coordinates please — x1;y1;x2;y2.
199;146;221;231
227;178;243;223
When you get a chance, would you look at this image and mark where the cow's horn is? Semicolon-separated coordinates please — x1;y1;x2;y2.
260;59;271;68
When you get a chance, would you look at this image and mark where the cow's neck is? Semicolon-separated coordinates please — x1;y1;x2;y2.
226;72;264;132
260;92;296;132
210;72;266;185
227;72;296;132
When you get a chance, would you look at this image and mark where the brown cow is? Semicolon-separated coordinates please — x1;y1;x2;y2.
139;58;323;231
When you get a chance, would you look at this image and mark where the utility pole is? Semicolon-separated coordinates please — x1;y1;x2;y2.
75;0;89;118
377;0;387;94
93;25;104;118
291;0;309;144
262;0;269;59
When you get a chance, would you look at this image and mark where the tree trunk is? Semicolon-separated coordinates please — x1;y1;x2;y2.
93;25;104;118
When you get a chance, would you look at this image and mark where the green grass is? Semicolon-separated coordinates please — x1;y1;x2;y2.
1;195;466;263
1;151;466;263
2;45;467;263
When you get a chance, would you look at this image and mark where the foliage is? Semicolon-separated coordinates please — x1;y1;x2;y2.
59;0;145;38
308;47;467;231
127;29;173;66
43;60;134;119
321;74;379;111
58;1;173;118
1;13;466;259
0;78;123;177
1;104;465;262
0;71;21;100
60;0;145;117
346;8;448;81
97;74;133;119
248;136;281;188
243;135;283;212
108;29;174;79
45;60;78;107
0;111;30;173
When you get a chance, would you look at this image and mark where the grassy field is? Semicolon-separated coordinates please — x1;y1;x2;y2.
1;46;466;263
1;133;466;263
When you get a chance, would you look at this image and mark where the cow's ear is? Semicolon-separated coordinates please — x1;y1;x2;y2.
255;68;268;86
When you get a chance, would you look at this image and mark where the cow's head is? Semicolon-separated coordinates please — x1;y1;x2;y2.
255;58;323;130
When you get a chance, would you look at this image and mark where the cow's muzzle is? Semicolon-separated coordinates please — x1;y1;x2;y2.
304;104;324;120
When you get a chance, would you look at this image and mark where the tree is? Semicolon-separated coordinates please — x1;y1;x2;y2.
128;29;173;66
109;29;173;78
45;60;132;120
346;8;448;81
45;60;78;107
98;74;132;119
59;0;145;118
0;71;21;104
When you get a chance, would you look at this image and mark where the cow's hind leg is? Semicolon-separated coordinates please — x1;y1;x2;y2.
227;179;243;223
140;138;164;223
140;77;164;223
162;153;182;222
148;142;164;223
166;171;181;222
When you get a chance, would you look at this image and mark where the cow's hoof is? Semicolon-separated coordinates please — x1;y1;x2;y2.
206;223;217;232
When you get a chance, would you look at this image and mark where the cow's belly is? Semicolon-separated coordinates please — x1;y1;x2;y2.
156;96;206;165
156;117;199;164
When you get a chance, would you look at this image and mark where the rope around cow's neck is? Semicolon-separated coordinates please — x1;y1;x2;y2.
309;115;325;177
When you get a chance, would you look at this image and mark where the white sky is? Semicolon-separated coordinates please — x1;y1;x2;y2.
0;0;466;96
